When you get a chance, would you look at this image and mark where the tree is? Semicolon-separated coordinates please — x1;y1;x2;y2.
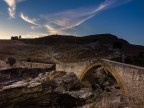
19;35;22;39
7;57;16;66
26;57;32;62
112;41;122;49
138;52;144;58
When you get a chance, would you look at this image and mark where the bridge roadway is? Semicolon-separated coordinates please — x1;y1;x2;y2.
56;59;144;100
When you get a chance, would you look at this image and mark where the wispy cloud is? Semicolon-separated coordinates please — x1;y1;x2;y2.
41;0;133;35
20;13;39;25
18;0;133;37
4;0;16;18
22;32;48;38
4;0;26;18
44;24;68;35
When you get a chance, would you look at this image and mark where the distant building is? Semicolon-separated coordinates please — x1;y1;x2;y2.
11;35;22;40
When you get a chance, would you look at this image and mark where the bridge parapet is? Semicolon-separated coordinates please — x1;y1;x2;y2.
56;59;98;77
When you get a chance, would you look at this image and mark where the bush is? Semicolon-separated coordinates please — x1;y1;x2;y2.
138;52;144;58
7;57;16;66
26;57;32;62
112;41;122;49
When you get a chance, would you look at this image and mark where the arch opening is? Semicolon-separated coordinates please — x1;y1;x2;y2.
81;65;121;93
80;63;128;95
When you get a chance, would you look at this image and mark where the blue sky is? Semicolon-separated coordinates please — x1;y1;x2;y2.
0;0;144;45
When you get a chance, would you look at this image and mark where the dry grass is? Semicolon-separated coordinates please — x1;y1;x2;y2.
0;40;52;63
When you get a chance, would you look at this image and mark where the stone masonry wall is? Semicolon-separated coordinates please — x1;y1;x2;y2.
56;60;96;78
56;59;144;100
0;60;54;70
103;60;144;101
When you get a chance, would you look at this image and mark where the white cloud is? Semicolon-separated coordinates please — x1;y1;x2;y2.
4;0;26;18
4;0;16;18
20;13;39;25
41;0;133;35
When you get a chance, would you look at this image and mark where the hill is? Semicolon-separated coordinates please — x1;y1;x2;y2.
20;34;129;45
0;40;25;46
0;34;144;66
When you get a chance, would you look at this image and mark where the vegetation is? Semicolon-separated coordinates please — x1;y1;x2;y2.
112;56;144;67
7;57;16;66
138;51;144;58
112;41;122;49
26;57;32;62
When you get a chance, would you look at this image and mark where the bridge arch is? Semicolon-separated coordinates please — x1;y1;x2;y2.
80;60;128;94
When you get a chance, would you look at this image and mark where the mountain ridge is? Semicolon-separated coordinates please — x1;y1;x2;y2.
20;34;130;46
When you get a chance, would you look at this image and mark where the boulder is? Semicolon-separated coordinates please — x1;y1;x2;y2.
41;72;81;93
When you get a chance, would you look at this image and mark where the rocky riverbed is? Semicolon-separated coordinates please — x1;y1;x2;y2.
0;67;143;108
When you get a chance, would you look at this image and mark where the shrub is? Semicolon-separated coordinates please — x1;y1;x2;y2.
112;41;122;49
7;57;16;66
26;57;32;62
138;52;144;58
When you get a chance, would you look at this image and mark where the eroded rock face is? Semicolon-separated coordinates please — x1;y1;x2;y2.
0;71;87;108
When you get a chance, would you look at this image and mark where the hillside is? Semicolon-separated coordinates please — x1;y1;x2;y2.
0;34;144;66
20;34;129;45
0;40;25;46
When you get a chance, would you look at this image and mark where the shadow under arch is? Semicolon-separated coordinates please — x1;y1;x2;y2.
79;60;128;95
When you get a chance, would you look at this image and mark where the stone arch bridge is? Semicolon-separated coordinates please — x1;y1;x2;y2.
56;59;144;100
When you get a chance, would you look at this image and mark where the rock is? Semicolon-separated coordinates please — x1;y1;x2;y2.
42;72;81;93
0;71;84;108
2;81;27;91
27;81;41;88
0;69;130;108
66;88;93;99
